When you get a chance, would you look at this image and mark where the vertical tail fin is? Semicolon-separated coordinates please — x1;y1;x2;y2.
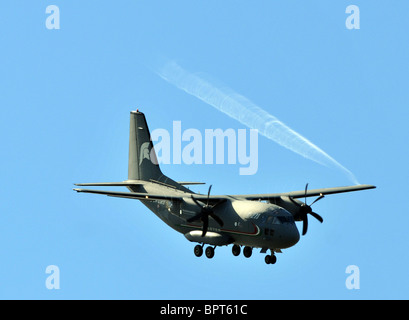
127;110;189;191
128;110;163;181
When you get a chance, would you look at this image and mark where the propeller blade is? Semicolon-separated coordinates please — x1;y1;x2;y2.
304;183;309;204
310;194;324;206
211;198;227;209
209;212;224;227
191;196;204;208
302;214;308;236
187;212;203;223
310;211;324;223
201;215;209;237
207;185;212;205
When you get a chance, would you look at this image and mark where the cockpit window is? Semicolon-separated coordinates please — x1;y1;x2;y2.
276;215;294;224
264;215;294;225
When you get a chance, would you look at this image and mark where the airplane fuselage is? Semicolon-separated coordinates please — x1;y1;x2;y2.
130;182;300;252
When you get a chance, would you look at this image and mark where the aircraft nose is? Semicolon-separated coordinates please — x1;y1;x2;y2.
288;225;300;246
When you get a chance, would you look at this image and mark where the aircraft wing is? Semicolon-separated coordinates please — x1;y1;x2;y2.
73;188;185;201
73;184;375;203
230;184;376;201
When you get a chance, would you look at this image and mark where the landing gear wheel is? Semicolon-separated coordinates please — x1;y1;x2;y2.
205;246;215;259
243;246;252;258
265;254;277;265
194;244;203;257
232;244;241;256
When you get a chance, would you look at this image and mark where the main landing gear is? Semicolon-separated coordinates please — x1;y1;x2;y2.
194;244;215;259
231;244;253;257
194;244;204;257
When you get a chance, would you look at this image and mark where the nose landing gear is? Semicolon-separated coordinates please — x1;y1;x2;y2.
264;254;277;265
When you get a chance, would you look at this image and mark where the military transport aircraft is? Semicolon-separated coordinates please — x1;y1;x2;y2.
74;110;375;265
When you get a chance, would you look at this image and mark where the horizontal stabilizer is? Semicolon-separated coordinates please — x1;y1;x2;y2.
73;188;184;201
74;180;145;187
177;181;206;186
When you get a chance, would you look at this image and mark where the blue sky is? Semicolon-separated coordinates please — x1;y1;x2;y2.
0;1;408;299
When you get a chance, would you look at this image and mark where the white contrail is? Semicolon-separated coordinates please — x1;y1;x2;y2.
156;60;359;185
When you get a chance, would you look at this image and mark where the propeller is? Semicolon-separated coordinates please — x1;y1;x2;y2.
187;185;226;237
289;183;324;236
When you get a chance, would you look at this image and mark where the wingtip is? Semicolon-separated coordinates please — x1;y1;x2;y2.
356;184;376;189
